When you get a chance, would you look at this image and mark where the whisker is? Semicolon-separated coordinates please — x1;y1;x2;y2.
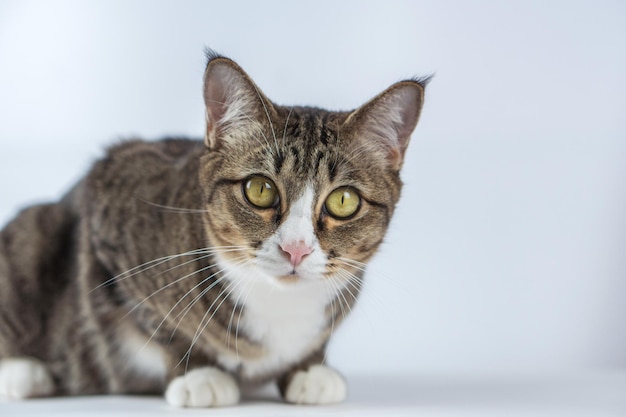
182;282;241;372
122;251;248;321
321;279;336;366
177;280;238;370
122;263;220;321
234;275;258;362
205;98;271;149
336;257;368;269
251;84;279;156
334;275;354;317
92;250;207;292
167;256;251;341
327;275;348;322
225;271;255;350
334;268;368;300
337;272;382;325
336;257;408;295
337;142;373;168
282;106;294;142
135;198;210;214
235;113;272;149
91;246;246;292
334;270;360;305
335;267;393;319
179;259;253;371
141;255;249;350
149;247;248;282
167;276;226;343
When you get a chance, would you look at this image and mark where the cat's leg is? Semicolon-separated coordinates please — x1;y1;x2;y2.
279;365;347;405
277;351;347;405
0;358;55;399
164;367;240;408
0;203;71;399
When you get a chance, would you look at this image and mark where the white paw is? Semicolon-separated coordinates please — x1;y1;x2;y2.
0;358;54;399
165;367;240;408
285;365;347;405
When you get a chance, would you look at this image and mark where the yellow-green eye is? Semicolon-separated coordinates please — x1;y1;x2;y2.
325;187;361;219
243;176;279;209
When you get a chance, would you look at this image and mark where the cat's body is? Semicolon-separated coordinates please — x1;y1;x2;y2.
0;54;426;407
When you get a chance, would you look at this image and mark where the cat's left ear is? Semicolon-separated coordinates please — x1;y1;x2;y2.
343;79;429;171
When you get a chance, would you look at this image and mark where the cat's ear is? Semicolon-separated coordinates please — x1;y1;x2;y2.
343;78;429;170
203;53;276;150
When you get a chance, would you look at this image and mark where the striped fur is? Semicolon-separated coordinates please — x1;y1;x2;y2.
0;54;427;404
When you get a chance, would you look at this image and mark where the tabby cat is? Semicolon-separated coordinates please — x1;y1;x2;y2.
0;52;427;407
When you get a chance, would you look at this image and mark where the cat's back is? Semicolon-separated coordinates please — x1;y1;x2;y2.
108;137;204;162
84;138;204;205
81;138;207;274
91;138;204;182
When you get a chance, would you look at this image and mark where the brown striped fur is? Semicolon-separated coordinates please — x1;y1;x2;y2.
0;53;427;401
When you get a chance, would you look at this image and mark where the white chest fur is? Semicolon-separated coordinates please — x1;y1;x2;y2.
217;275;331;379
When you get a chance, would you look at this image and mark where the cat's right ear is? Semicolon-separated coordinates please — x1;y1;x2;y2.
203;53;276;150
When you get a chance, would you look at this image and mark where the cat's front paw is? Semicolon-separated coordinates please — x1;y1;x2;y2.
165;367;240;408
0;357;55;399
284;365;347;405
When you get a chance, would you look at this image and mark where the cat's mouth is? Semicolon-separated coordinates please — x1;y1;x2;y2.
269;264;320;283
276;274;301;283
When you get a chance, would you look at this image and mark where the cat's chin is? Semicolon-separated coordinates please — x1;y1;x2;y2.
252;257;328;285
273;272;320;285
275;274;301;284
262;269;326;286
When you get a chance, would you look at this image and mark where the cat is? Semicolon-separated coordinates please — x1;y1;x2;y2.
0;51;427;407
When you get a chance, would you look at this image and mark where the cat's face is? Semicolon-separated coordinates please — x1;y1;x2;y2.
198;56;425;294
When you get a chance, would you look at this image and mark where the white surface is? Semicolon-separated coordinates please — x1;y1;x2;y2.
0;0;625;377
1;372;625;417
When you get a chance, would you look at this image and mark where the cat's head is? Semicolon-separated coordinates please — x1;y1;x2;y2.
199;53;426;295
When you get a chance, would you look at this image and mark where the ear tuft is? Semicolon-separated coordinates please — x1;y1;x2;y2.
204;47;226;63
344;79;428;170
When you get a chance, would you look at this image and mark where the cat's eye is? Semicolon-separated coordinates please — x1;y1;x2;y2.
243;176;279;209
325;187;361;219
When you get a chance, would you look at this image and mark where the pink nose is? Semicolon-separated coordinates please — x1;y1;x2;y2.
280;241;313;268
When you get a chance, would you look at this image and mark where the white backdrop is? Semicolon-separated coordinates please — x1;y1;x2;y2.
0;0;624;376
